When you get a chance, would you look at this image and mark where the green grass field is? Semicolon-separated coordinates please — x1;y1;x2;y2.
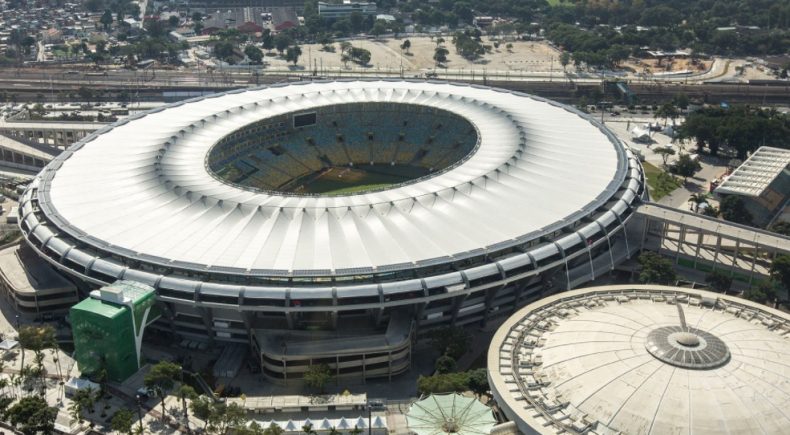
324;183;395;195
292;165;429;195
546;0;574;6
642;162;682;200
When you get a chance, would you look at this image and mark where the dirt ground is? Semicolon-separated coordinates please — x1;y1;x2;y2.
623;57;713;75
264;36;567;75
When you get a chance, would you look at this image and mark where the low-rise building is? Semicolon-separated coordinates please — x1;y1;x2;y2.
318;1;377;19
714;146;790;227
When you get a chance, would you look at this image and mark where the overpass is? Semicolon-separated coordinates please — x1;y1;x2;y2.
635;202;790;284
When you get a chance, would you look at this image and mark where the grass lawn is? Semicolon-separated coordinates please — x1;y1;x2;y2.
324;183;394;195
546;0;574;6
642;161;682;200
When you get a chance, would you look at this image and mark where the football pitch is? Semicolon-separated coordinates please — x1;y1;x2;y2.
291;165;428;195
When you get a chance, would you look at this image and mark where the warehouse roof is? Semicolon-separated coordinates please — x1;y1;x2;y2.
715;146;790;197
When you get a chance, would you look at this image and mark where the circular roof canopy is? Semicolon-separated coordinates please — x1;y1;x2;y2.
406;394;496;435
489;286;790;435
37;80;627;275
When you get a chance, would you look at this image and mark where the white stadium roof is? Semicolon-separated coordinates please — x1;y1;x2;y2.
489;285;790;435
34;80;628;275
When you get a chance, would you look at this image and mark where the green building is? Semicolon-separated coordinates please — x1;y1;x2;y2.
70;280;159;383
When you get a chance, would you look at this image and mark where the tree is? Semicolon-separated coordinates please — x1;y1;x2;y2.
771;221;790;236
770;254;790;292
434;46;449;66
101;9;114;30
434;355;456;374
743;280;777;304
274;34;292;54
144;360;182;421
670;154;701;182
265;422;285;435
17;324;56;378
371;20;387;39
303;423;317;435
245;45;263;64
207;401;247;434
111;409;135;435
400;39;411;54
168;15;180;28
177;384;197;434
304;364;333;393
190;395;213;430
417;372;469;395
71;386;97;421
213;41;236;64
286;45;302;65
703;205;720;217
653;147;676;167
429;327;470;359
560;51;571;71
719;196;753;225
706;270;733;294
637;251;676;285
655;102;680;126
467;369;489;397
6;396;57;435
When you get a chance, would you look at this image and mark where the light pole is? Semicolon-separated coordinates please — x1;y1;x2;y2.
367;403;372;435
136;394;144;434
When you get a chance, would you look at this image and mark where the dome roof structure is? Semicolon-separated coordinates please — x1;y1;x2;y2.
406;394;496;435
488;285;790;435
30;80;627;276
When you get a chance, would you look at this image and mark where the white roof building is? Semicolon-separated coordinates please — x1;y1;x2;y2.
715;146;790;197
29;80;629;276
489;285;790;435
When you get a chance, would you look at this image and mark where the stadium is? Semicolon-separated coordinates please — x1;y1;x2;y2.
488;285;790;435
18;80;646;382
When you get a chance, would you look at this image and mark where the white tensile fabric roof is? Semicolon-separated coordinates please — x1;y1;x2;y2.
42;81;624;273
406;394;496;435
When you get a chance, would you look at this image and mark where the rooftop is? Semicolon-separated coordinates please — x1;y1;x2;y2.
36;80;628;275
715;146;790;197
0;244;75;295
489;285;790;435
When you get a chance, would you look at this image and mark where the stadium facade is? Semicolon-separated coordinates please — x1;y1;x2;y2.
18;80;646;382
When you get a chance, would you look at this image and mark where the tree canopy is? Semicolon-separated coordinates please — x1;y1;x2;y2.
719;196;753;226
677;106;790;158
303;364;333;393
637;252;677;285
6;396;57;435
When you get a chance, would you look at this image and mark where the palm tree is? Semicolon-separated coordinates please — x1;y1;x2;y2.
265;423;284;435
302;423;316;435
176;384;197;434
350;425;363;435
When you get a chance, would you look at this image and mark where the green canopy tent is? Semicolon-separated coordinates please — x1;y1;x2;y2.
406;393;496;435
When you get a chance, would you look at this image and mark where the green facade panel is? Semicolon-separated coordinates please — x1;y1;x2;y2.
70;281;158;383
